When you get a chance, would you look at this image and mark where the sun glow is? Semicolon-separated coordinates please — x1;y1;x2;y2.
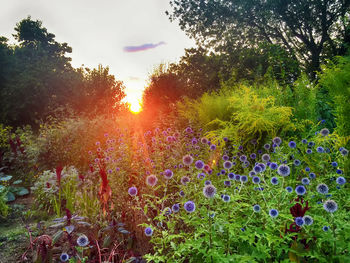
124;78;144;114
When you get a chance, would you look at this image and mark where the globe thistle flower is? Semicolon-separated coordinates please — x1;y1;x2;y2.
234;174;241;181
258;149;263;154
181;176;190;185
293;159;301;166
316;183;329;194
228;173;235;180
210;144;216;150
301;178;310;185
269;209;279;218
288;141;297;148
204;180;212;186
306;149;312;154
301;139;307;144
201;137;208;144
222;155;229;161
77;234;89;247
253;204;261;213
220;169;226;175
286;186;293;193
197;173;206;180
192;138;198;145
164;169;174;179
172;203;180;213
204;164;210;171
295;185;306;195
145;227;153;236
323;226;329;231
277;164;290;177
258;163;266;172
185;127;193;133
239;155;247;162
183;155;193;166
273;137;282;146
222;194;231;202
305;167;310;172
223;161;233;170
254;165;262;173
336;176;346;185
239;145;243;150
270;177;279;185
60;253;69;262
323;200;338;213
249;171;256;177
295;217;304;226
252;176;261;184
308;141;315;147
203;184;217;198
250;153;257;159
128;186;138;197
309;173;316;179
184;201;196;213
179;190;185;197
223;137;228;142
341;148;348;156
264;144;271;150
331;161;338;167
336;169;343;174
269;162;278;170
303;215;313;226
224;180;231;187
320;128;330;136
262;154;270;163
240;175;248;183
316;146;324;153
146;175;158;187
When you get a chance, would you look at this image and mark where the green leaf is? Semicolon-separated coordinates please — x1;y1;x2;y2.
52;230;64;245
13;180;22;184
0;175;12;182
6;191;15;202
16;187;29;196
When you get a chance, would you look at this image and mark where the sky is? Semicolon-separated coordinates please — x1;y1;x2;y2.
0;0;195;108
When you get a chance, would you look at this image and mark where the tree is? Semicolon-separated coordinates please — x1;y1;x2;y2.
168;0;350;77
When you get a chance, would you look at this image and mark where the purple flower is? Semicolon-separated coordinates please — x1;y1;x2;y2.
77;234;89;247
184;201;196;213
203;184;216;198
183;155;194;166
145;227;153;236
164;169;174;179
181;176;190;185
128;186;138;196
223;161;233;169
277;164;290;177
146;175;158;187
323;200;338;213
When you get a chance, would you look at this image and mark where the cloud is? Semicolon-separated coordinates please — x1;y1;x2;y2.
123;41;166;52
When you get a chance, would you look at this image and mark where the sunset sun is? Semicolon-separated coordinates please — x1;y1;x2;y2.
124;79;144;114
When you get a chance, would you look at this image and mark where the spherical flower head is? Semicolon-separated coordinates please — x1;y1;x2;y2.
204;180;212;186
258;163;266;172
192;138;198;145
222;194;231;202
60;253;69;262
320;128;330;136
197;173;206;180
288;141;297;148
203;184;217;198
341;148;349;156
303;215;313;226
323;200;338;213
184;201;196;213
305;167;310;172
270;177;279;185
210;144;217;150
316;146;324;153
220;169;226;175
201;137;208;144
222;155;229;161
323;226;329;232
223;137;228;142
309;173;316;179
223;161;233;170
268;162;277;170
258;149;263;154
183;155;194;166
228;173;235;180
179;190;185;197
224;180;231;187
316;183;329;194
252;176;261;184
253;204;261;213
254;165;262;173
146;175;158;187
172;203;180;213
262;154;270;163
272;137;282;146
181;176;190;185
77;234;89;247
234;174;241;181
336;176;346;185
185;127;193;133
145;227;153;237
277;164;290;177
239;155;247;162
301;139;307;144
264;143;271;150
331;161;338;167
336;169;343;174
250;153;257;159
128;186;138;197
249;171;256;177
306;149;312;154
240;175;248;183
295;217;304;226
286;186;293;193
163;207;172;216
293;159;301;166
164;169;174;179
295;185;306;195
301;177;310;185
269;209;279;218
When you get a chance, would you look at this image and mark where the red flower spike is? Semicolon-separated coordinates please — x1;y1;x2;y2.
65;208;72;225
56;166;63;187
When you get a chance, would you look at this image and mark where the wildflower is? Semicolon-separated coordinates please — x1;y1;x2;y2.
60;253;69;262
301;178;310;185
184;201;196;213
286;186;293;193
204;180;212;185
179;190;185;197
224;180;231;187
270;177;279;185
77;234;89;247
320;128;330;136
269;162;278;170
305;167;310;172
262;154;270;162
288;141;297;148
185;127;193;133
309;173;316;179
250;153;257;159
222;155;229;161
277;164;290;177
269;209;279;218
223;161;233;169
234;174;241;181
222;195;231;202
145;227;153;236
181;176;190;185
272;137;282;146
220;169;226;175
164;169;174;179
223;137;228;142
252;176;261;184
253;204;261;213
340;148;348;156
295;185;306;195
258;163;266;172
172;203;180;213
323;200;338;213
203;184;216;198
239;155;247;162
302;139;307;144
295;217;304;226
183;155;193;166
146;175;158;187
210;144;217;150
197;173;206;180
331;161;338;167
228;173;235;180
336;176;346;185
308;141;315;147
303;215;313;226
163;207;172;216
254;165;262;173
316;146;324;153
128;187;138;196
201;137;208;144
240;175;248;183
316;183;328;194
336;169;343;174
258;149;263;154
306;149;312;154
323;226;329;231
293;159;301;166
264;144;271;150
249;171;256;177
